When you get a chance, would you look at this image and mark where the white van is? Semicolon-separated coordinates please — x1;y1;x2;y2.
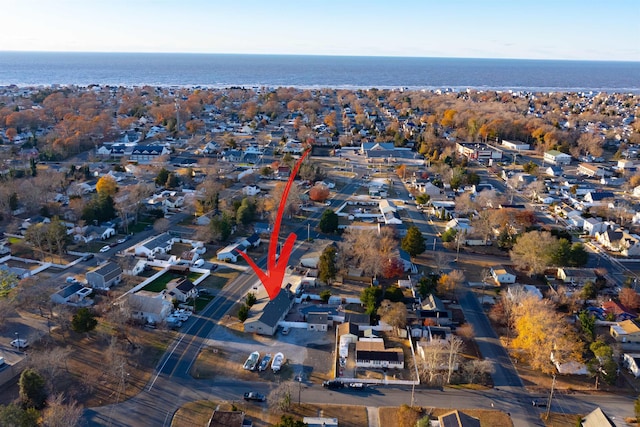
193;259;205;267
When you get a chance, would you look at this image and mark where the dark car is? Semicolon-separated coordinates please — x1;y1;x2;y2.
83;254;95;261
322;380;344;390
243;391;266;402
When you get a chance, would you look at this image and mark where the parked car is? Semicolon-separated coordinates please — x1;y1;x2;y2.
322;380;344;389
243;391;266;402
82;254;95;261
281;327;290;335
116;236;129;244
348;382;366;390
193;259;205;267
99;245;111;253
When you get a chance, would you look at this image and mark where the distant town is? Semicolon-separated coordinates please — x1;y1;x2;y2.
0;85;639;427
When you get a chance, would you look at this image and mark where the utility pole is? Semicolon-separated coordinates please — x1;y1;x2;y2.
544;374;556;420
307;223;310;241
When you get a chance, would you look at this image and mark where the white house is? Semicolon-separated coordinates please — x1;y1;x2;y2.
50;283;93;306
242;185;261;196
128;291;173;324
490;265;517;285
583;217;607;236
543;150;572;165
217;242;242;262
355;338;404;369
134;233;174;258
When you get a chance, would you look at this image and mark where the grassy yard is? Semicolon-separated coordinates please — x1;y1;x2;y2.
194;294;214;312
128;221;152;234
142;271;203;293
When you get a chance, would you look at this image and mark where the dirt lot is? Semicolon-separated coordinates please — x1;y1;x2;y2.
192;325;335;384
172;400;368;427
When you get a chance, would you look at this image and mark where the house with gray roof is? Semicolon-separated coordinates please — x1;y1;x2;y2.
243;287;295;336
50;283;93;306
135;233;175;258
86;261;122;290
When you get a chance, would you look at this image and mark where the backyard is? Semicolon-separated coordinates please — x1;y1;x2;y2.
141;270;204;293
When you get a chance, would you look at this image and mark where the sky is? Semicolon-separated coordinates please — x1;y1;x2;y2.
2;0;639;61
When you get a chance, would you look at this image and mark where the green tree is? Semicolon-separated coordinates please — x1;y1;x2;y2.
318;246;337;284
165;172;180;189
360;286;382;316
71;307;98;333
319;289;332;304
8;193;18;211
401;226;426;257
155;168;170;186
260;166;273;177
236;198;257;226
238;304;249;322
210;213;233;242
318;209;339;234
0;269;19;298
550;238;571;266
581;281;597;300
415;193;430;205
0;403;40;427
578;310;596;342
19;369;47;409
588;340;618;387
417;274;439;298
440;228;457;243
245;293;257;307
568;243;589;267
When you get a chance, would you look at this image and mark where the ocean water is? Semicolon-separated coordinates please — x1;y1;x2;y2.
0;52;639;93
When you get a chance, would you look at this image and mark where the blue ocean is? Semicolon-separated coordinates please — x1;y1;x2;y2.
0;52;639;93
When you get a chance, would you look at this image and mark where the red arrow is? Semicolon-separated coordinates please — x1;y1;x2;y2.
237;149;310;300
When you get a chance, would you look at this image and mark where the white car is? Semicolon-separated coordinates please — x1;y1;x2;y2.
99;245;111;253
10;338;28;349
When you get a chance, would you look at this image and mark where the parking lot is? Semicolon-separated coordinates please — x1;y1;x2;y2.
196;325;336;384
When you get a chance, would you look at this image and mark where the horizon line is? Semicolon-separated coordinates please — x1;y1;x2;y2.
1;50;638;64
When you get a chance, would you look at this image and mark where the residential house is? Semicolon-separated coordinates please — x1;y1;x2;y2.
243;287;295;336
86;261;122;290
355;338;404;369
556;268;597;286
207;410;251;427
577;163;608;178
241;233;261;249
165;278;197;303
603;301;637;322
438;410;481;427
394;248;415;272
544;166;564;177
543;150;571;165
242;185;260;196
418;294;451;326
581;408;616;427
222;149;243;162
623;353;640;378
254;222;270;234
128;291;173;324
50;283;93;306
583;191;615;207
445;218;473;234
135;233;174;258
610;319;640;344
120;256;146;276
337;322;359;344
306;312;328;331
73;225;115;243
129;145;170;164
217;242;242;263
596;229;625;252
490;265;517;285
582;217;607;236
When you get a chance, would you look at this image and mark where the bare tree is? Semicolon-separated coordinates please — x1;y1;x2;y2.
27;347;71;393
268;381;295;413
462;359;494;384
41;393;83;427
153;218;170;234
445;336;464;384
377;300;407;331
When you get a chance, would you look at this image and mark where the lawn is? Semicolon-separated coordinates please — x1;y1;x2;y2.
194;294;214;312
142;270;203;293
128;221;152;234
